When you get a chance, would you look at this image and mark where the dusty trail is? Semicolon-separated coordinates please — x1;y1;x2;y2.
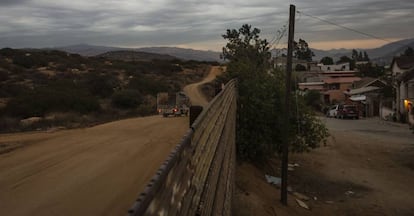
0;66;221;216
183;66;224;107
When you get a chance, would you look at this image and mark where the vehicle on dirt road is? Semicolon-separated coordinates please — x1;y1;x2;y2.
337;104;359;119
157;92;190;117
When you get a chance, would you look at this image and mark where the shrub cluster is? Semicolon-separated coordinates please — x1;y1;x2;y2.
5;80;100;118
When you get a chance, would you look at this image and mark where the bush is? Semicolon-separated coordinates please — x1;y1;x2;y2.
295;64;307;71
127;76;169;96
0;70;8;81
111;89;143;109
0;116;20;132
5;80;100;117
304;90;322;110
83;72;118;98
136;104;156;116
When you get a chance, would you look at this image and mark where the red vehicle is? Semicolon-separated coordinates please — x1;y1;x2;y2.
337;104;359;119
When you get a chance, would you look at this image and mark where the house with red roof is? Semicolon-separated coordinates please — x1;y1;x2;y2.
298;66;360;104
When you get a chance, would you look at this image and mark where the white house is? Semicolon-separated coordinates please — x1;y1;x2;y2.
391;56;414;125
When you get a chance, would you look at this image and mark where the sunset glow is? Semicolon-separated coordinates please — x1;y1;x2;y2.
309;38;403;50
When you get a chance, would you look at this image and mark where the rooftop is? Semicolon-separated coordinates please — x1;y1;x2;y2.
344;86;381;95
323;77;361;84
392;56;414;70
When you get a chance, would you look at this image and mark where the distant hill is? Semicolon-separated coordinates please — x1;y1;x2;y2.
56;44;126;56
136;47;221;62
97;50;177;61
53;38;414;65
311;38;414;65
55;44;222;62
367;38;414;65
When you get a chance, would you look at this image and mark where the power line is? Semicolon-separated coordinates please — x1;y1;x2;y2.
296;10;411;49
269;20;289;50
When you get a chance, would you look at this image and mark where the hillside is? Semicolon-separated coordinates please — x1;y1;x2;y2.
136;47;221;62
311;38;414;64
0;48;211;133
56;44;126;56
56;44;222;62
97;50;176;61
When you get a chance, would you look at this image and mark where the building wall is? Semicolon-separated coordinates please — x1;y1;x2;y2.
399;82;407;112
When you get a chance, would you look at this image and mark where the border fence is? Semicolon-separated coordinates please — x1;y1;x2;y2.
127;79;237;216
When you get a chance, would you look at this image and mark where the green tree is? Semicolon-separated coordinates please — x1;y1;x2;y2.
402;47;414;56
293;38;314;62
357;63;384;78
320;56;334;65
295;64;307;71
363;51;370;61
337;55;355;70
221;24;328;161
304;90;322;110
351;49;358;61
358;51;363;61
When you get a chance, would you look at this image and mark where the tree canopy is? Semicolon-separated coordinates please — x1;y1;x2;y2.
352;49;370;61
293;39;314;62
402;47;414;56
320;56;334;65
220;24;328;161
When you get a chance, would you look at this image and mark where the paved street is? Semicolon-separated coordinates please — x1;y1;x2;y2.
322;117;414;143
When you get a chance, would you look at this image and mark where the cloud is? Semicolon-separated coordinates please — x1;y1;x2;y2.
0;0;30;6
0;0;413;50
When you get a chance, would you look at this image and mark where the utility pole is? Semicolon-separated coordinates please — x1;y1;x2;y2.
281;4;295;205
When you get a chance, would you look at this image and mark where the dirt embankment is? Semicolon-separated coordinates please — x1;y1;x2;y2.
0;66;222;216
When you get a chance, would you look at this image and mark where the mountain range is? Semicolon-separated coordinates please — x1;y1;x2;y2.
312;38;414;64
56;44;221;62
53;38;414;65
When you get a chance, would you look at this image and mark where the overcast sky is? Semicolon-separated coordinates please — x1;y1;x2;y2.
1;0;413;51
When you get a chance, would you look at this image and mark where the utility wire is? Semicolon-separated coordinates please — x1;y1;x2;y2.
296;10;412;49
269;21;288;47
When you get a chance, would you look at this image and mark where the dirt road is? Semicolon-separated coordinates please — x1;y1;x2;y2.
183;66;224;107
0;67;219;216
234;117;414;216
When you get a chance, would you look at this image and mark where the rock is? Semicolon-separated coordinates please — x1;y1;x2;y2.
296;199;310;210
345;191;355;196
313;196;318;201
265;174;281;185
288;163;300;168
288;166;295;171
20;117;42;126
325;201;334;204
293;192;310;201
287;186;293;192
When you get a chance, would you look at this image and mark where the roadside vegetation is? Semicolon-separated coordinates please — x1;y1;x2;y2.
219;24;329;161
0;48;214;133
